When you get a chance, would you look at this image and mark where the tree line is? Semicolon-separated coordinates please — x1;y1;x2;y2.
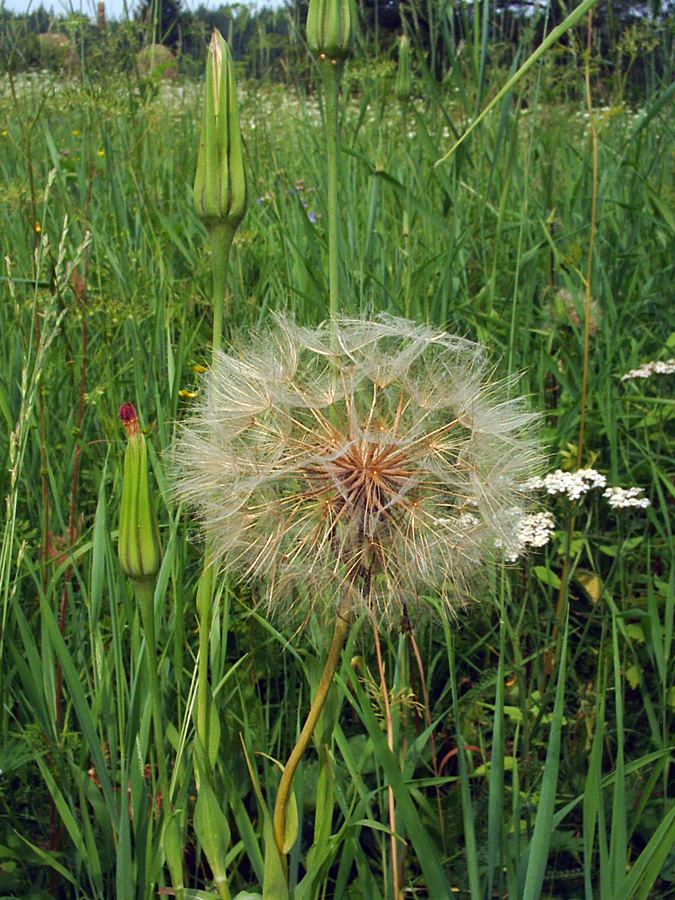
2;0;674;92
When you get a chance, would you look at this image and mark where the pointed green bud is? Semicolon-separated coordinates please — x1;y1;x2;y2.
306;0;355;62
394;34;412;101
118;403;162;583
193;29;247;231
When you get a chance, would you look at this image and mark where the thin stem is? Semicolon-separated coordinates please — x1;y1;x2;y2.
197;220;234;776
135;579;171;808
371;616;401;900
273;613;349;856
577;10;597;468
321;60;342;321
195;561;215;769
408;630;444;843
209;223;236;361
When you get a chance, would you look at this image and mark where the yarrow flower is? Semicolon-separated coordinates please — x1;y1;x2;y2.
173;315;542;626
603;486;650;509
621;359;675;381
528;468;650;513
527;468;606;501
495;510;555;561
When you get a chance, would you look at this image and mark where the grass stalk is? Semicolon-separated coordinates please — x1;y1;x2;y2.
371;616;401;900
577;10;599;468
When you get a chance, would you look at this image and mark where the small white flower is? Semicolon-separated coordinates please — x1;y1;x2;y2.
603;486;650;509
531;468;606;501
621;359;675;381
497;510;555;561
516;511;556;548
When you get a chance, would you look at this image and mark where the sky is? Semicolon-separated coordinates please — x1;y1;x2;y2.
1;0;282;19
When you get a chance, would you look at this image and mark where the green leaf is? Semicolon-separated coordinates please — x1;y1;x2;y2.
436;0;601;165
239;739;288;900
39;595;118;826
343;673;454;899
519;618;569;900
533;566;562;589
194;776;231;900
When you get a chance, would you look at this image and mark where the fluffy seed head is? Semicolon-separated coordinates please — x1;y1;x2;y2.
173;315;542;627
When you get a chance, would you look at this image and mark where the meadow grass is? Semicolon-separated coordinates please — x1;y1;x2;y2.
1;28;675;899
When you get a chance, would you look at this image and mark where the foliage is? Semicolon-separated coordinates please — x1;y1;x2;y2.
1;4;675;899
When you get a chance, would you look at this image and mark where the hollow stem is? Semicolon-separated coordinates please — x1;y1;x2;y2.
196;218;234;770
321;59;342;321
195;561;216;768
208;222;236;360
273;613;349;856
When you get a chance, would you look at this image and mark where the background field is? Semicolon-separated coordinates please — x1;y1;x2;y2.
1;2;675;897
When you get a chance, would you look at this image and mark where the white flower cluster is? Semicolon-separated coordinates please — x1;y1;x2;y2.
528;468;650;513
500;511;556;561
516;511;556;548
495;508;555;562
527;468;606;500
621;359;675;381
603;486;651;509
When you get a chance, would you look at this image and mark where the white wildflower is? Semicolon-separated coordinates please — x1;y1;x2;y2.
497;510;555;561
173;315;542;626
516;511;556;548
603;486;650;509
530;468;606;501
621;359;675;381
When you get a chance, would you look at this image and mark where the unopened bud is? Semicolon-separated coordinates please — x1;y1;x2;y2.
118;403;161;583
193;30;247;231
306;0;355;62
395;34;412;101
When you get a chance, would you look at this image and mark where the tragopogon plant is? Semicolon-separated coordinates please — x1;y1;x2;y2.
174;313;542;865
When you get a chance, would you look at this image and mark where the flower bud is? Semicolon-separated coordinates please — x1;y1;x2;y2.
394;34;412;101
118;403;162;583
306;0;355;61
193;29;247;231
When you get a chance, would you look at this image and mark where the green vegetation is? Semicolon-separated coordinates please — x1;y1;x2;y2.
1;1;675;897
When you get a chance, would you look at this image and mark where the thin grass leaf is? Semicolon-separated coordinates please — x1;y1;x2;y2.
341;669;454;899
38;592;118;826
436;0;601;166
519;616;569;900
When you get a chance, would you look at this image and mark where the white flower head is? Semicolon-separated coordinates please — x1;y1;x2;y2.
621;359;675;381
528;468;606;501
173;315;542;627
603;486;650;509
496;510;555;561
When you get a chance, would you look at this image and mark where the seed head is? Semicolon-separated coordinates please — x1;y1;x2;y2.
173;316;542;627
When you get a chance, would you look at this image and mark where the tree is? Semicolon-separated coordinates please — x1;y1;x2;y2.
136;0;187;49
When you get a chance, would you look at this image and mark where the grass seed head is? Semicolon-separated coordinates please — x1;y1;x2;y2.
173;315;542;627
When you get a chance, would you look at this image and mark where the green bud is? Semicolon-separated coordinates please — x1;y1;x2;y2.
306;0;355;61
193;29;247;231
394;34;412;101
118;403;161;583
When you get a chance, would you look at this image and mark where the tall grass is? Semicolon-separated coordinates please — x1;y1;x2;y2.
1;12;675;898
